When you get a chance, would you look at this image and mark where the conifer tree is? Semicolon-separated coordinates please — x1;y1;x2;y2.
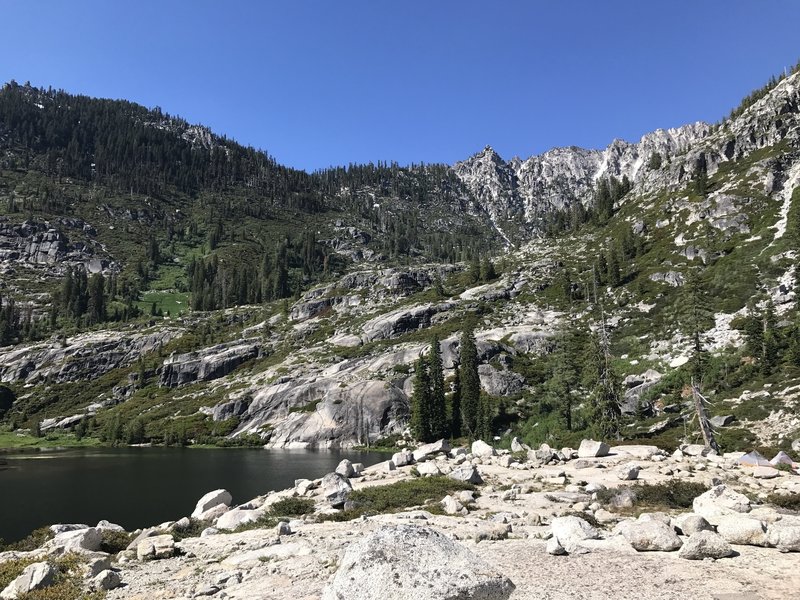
427;336;448;440
607;247;621;287
459;324;481;438
449;368;462;438
410;355;432;442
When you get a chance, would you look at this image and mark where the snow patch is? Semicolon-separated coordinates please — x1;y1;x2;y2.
771;160;800;241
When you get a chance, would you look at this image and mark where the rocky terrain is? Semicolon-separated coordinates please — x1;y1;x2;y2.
2;438;799;599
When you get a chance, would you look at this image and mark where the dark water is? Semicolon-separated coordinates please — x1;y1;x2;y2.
0;447;386;543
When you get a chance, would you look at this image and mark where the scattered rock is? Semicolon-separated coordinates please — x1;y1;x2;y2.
767;524;800;552
47;526;102;554
413;439;451;461
550;516;600;553
448;465;483;484
692;485;751;522
136;534;175;561
617;463;640;480
216;508;260;531
276;521;292;536
335;459;355;478
391;450;414;467
91;569;122;591
710;415;735;428
416;461;441;477
678;531;734;560
321;525;515;600
672;513;713;536
546;537;567;555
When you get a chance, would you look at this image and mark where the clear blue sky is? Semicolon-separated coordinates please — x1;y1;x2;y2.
2;1;798;172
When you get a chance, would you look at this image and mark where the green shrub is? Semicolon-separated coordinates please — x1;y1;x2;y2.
0;527;53;552
598;481;708;510
766;493;800;512
268;497;315;517
319;476;477;521
99;529;133;554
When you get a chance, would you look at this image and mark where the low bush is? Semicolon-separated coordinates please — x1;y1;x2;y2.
319;476;477;521
99;529;133;554
268;497;315;517
766;493;800;512
0;527;53;552
598;481;708;510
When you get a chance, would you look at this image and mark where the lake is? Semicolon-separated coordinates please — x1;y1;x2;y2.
0;447;387;543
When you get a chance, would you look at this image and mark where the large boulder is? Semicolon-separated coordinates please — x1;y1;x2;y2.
678;531;734;560
578;439;610;458
692;485;751;522
0;562;56;599
413;439;451;461
471;440;496;458
192;489;233;519
335;459;355;478
550;516;600;553
617;520;682;552
46;527;102;554
391;450;414;467
216;508;261;531
321;525;515;600
715;516;768;547
321;472;353;508
91;570;122;591
767;524;800;552
609;445;662;460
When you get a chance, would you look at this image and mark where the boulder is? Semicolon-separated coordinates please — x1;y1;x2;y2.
680;444;710;457
216;508;260;531
96;520;126;532
617;520;682;552
448;466;483;485
550;516;600;553
767;524;800;552
321;525;515;600
709;415;735;428
617;463;640;481
692;485;751;522
195;503;230;522
191;489;233;519
391;450;414;467
715;516;768;546
49;523;89;535
678;531;734;560
91;570;122;591
276;521;292;536
510;437;530;453
752;466;781;479
335;459;355;478
471;440;496;458
413;439;451;461
47;527;102;554
416;461;441;477
136;535;175;561
0;562;56;599
672;513;713;536
578;439;610;458
321;472;353;508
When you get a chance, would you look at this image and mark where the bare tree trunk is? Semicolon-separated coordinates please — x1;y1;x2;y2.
691;378;719;454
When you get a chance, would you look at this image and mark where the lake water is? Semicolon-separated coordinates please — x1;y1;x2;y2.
0;447;387;543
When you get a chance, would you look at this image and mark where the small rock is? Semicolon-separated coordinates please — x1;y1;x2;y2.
672;514;713;536
91;569;122;591
550;516;600;553
200;527;219;537
391;450;414;467
752;466;781;479
715;516;768;547
136;534;175;561
442;496;462;515
413;439;451;461
767;524;800;552
546;537;566;555
617;463;640;481
276;521;292;536
416;461;441;477
448;465;483;484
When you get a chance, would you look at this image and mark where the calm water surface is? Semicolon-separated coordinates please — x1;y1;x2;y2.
0;447;386;543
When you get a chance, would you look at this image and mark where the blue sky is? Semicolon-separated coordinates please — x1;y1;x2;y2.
1;1;798;171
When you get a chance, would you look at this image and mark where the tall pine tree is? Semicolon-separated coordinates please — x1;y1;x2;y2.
458;324;481;438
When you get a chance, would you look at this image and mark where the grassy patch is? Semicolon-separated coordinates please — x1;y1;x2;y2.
268;497;315;517
765;493;800;512
598;481;708;511
319;476;477;521
0;431;103;450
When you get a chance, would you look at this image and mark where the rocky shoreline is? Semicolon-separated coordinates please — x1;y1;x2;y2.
2;439;799;599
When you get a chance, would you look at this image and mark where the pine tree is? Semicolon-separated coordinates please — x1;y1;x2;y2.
410;355;432;442
459;325;481;438
427;336;448;440
448;368;462;438
607;247;621;287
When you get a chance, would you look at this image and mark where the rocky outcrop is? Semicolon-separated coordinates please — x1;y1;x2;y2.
0;328;181;385
234;377;409;448
159;341;259;387
321;525;515;600
359;302;456;343
0;562;56;599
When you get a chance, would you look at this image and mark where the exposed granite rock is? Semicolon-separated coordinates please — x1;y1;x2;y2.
160;340;259;387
